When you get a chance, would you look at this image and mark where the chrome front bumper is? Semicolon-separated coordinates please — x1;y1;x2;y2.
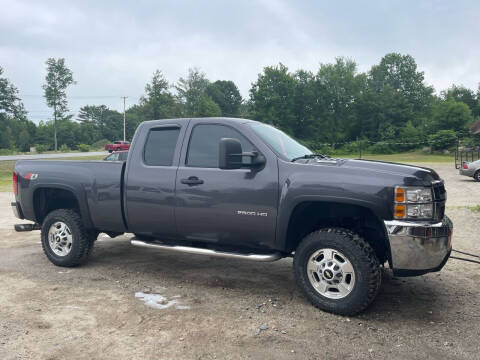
384;216;453;276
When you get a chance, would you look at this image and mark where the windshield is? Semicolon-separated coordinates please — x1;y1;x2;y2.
249;123;312;160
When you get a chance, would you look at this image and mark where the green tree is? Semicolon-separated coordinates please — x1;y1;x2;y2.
249;63;296;132
42;58;76;151
0;66;34;151
197;96;222;117
432;100;473;135
315;57;365;148
291;70;317;140
428;130;457;150
368;53;434;134
441;85;478;117
206;80;242;117
140;70;179;119
175;68;210;116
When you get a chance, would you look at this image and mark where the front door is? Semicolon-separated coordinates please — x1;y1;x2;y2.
175;122;278;250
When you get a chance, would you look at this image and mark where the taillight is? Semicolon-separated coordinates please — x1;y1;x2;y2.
463;163;469;169
13;171;18;195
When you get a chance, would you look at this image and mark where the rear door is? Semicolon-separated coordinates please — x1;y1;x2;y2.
125;121;187;239
175;121;278;250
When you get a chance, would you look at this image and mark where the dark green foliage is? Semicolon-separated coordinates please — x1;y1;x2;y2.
428;130;457;150
77;144;90;152
206;80;242;117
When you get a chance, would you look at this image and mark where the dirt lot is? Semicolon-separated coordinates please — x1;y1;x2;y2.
1;163;479;360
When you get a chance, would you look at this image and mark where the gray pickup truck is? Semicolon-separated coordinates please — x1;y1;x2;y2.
11;117;453;315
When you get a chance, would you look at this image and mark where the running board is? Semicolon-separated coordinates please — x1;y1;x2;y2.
130;239;282;262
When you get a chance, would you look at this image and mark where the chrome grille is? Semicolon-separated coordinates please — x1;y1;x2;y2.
432;180;446;221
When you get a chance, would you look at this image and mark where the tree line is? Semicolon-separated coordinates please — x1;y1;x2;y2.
1;53;479;154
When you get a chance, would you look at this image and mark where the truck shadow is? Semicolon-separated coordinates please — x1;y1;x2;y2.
91;237;455;322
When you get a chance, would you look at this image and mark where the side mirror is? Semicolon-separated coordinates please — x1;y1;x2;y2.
219;138;266;170
219;138;242;169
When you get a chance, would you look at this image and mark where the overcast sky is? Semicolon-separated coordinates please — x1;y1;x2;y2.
1;0;479;123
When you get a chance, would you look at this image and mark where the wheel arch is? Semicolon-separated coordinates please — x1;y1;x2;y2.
32;185;94;229
280;200;391;266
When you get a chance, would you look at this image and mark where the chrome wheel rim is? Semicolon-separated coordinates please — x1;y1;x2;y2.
48;222;73;256
307;248;355;299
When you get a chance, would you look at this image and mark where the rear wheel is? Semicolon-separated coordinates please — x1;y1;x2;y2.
41;209;94;267
474;170;480;182
293;228;381;315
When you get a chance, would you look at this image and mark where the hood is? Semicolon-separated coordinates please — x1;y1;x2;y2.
301;157;440;186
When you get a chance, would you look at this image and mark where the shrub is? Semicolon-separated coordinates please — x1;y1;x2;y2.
59;144;70;152
35;144;50;153
428;130;457;151
77;144;90;152
368;141;394;154
91;138;111;150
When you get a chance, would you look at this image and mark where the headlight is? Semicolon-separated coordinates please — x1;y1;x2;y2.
394;186;434;220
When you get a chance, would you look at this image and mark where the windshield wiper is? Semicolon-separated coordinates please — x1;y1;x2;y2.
291;154;329;162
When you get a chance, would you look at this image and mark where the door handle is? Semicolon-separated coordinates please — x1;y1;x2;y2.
180;176;204;186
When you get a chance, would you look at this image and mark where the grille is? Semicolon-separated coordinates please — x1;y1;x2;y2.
432;181;446;221
432;181;446;201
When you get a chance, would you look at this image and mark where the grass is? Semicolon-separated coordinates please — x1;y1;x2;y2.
335;150;453;163
0;155;104;192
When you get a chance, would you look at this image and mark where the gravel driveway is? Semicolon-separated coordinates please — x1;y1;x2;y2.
0;163;479;360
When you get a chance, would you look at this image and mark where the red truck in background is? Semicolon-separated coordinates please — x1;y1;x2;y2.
105;141;130;153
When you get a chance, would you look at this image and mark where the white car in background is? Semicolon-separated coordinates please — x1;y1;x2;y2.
459;160;480;181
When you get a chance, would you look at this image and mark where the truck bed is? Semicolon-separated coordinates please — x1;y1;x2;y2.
14;160;126;232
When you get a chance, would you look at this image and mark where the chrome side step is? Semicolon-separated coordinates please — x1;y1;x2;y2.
131;239;282;262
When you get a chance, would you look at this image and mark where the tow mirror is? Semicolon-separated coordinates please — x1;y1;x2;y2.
219;138;266;169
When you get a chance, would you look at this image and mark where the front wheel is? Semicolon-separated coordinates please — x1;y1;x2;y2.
293;228;381;315
41;209;94;267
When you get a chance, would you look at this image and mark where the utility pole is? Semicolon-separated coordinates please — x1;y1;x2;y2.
121;96;127;141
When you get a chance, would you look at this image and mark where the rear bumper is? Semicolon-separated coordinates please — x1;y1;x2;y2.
384;216;453;277
459;168;475;177
11;202;24;219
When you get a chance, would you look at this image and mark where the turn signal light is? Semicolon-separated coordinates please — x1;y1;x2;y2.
394;204;406;219
395;187;405;202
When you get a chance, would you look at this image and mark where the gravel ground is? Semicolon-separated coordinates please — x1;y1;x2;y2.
0;163;479;360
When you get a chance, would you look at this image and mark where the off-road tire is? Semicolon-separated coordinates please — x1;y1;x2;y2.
293;228;381;315
41;209;94;267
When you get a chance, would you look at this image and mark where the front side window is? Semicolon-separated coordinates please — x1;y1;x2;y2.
187;124;254;168
144;127;180;166
249;123;312;160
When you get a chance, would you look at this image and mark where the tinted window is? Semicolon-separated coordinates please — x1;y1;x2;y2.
144;127;180;166
187;124;254;168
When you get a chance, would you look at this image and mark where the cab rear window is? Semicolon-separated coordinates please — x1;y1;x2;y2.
144;127;180;166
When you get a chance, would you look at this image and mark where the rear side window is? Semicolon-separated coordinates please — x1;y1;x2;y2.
187;124;254;168
144;127;180;166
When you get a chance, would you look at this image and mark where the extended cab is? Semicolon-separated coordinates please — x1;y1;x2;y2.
11;118;453;315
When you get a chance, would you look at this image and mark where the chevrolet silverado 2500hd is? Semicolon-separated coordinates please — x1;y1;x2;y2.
11;117;453;315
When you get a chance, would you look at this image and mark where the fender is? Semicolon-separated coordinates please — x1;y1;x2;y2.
31;182;94;230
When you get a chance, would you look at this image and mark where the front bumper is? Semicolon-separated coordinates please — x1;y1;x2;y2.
384;216;453;277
